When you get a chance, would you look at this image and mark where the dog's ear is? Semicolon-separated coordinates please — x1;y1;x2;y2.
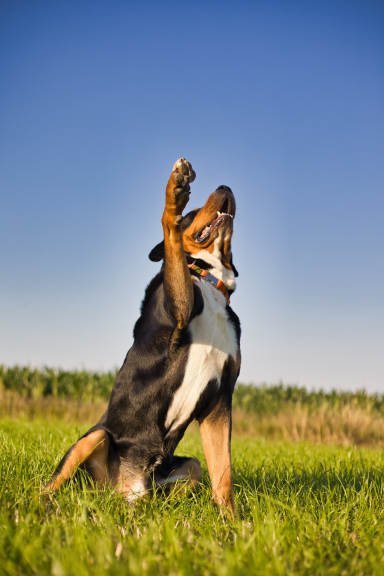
149;241;165;262
230;254;239;277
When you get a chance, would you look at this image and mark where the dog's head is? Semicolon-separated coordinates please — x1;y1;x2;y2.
149;185;238;277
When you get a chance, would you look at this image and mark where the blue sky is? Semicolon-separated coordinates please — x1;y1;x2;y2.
1;0;383;391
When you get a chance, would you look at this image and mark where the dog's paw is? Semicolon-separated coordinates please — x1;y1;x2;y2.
172;158;196;189
164;158;196;219
171;158;196;209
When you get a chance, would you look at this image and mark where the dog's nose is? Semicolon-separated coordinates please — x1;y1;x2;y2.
216;185;233;193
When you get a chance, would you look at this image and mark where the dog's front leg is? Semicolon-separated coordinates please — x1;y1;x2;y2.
199;395;236;517
161;158;196;329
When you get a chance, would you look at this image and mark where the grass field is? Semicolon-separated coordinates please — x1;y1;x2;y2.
2;417;384;575
3;365;384;447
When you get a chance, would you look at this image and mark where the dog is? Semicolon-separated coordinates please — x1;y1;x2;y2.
46;158;241;515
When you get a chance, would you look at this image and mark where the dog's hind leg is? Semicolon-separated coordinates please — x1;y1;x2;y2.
161;158;196;330
155;456;201;497
45;429;109;492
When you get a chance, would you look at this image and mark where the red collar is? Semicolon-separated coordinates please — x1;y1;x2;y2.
188;261;230;304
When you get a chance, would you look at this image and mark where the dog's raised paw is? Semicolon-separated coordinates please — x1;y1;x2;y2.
172;158;196;196
164;158;196;215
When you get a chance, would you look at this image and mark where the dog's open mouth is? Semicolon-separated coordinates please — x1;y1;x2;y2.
194;211;234;244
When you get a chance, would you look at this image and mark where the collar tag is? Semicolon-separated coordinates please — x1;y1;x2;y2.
205;272;219;287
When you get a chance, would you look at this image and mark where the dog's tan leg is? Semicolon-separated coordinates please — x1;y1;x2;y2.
199;398;236;517
45;429;109;492
161;158;196;330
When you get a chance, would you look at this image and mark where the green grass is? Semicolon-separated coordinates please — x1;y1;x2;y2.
2;419;384;575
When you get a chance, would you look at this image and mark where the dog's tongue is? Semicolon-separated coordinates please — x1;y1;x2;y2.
201;215;221;237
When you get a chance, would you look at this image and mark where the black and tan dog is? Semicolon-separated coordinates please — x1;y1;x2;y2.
46;158;241;515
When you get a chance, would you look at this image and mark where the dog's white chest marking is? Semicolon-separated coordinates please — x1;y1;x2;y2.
165;278;238;432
